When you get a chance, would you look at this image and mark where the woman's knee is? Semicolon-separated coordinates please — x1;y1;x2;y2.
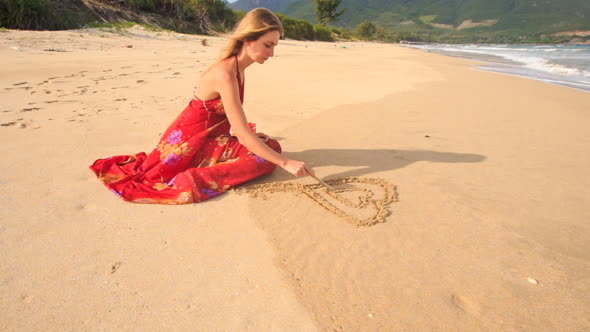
266;138;282;153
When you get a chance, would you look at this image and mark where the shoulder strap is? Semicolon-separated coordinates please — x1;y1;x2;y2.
234;55;244;103
234;55;241;82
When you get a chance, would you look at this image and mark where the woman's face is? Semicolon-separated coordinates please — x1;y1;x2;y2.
245;30;281;64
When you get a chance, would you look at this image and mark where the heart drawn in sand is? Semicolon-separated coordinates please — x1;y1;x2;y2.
236;177;399;226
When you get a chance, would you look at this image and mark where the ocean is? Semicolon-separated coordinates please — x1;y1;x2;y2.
403;43;590;92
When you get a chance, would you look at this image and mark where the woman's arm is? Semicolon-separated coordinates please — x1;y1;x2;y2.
216;70;312;177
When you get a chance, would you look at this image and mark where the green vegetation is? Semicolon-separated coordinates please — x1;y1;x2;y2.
0;0;238;34
87;21;137;30
0;0;340;42
418;15;436;24
118;0;238;33
313;0;343;26
277;13;313;40
0;0;49;29
282;0;590;43
86;21;167;32
312;24;333;41
127;0;156;11
0;0;92;30
355;20;375;39
275;13;337;41
284;0;590;30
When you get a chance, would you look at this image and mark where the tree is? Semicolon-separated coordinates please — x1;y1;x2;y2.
313;0;344;26
355;20;376;39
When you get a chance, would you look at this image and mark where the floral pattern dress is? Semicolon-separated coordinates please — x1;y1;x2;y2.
89;69;281;204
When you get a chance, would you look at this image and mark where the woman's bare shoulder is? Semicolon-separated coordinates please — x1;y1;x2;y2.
194;58;237;99
200;57;236;82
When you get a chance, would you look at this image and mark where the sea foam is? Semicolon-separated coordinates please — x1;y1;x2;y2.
405;44;590;92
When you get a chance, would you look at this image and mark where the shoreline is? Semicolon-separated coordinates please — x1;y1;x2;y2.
473;65;590;93
400;43;590;93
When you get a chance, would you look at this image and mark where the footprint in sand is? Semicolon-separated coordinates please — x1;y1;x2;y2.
58;86;90;97
451;293;483;316
4;118;40;129
4;86;32;91
20;295;33;304
110;262;122;274
20;107;40;112
77;203;99;212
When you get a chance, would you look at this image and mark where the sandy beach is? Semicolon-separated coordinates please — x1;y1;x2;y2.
1;26;589;330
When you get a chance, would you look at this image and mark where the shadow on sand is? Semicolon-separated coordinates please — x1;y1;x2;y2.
267;148;486;181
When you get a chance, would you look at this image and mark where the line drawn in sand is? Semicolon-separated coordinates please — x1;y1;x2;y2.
236;177;398;227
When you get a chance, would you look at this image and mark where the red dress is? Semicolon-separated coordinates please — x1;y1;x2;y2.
89;59;281;204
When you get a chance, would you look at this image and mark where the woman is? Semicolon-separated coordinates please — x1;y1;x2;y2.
89;8;313;204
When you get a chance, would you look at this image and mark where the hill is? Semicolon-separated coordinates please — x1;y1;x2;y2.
231;0;590;42
230;0;298;13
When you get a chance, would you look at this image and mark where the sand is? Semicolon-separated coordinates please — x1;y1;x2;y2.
1;26;589;330
236;177;398;226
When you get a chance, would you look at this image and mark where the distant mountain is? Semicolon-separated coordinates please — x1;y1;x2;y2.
242;0;590;34
229;0;298;13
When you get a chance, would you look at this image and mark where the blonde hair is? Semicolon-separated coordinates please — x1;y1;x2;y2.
218;8;284;60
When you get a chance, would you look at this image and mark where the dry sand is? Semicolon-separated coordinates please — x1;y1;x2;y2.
1;26;589;330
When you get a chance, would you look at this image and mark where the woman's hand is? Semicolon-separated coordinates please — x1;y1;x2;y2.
255;132;270;142
281;159;315;177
